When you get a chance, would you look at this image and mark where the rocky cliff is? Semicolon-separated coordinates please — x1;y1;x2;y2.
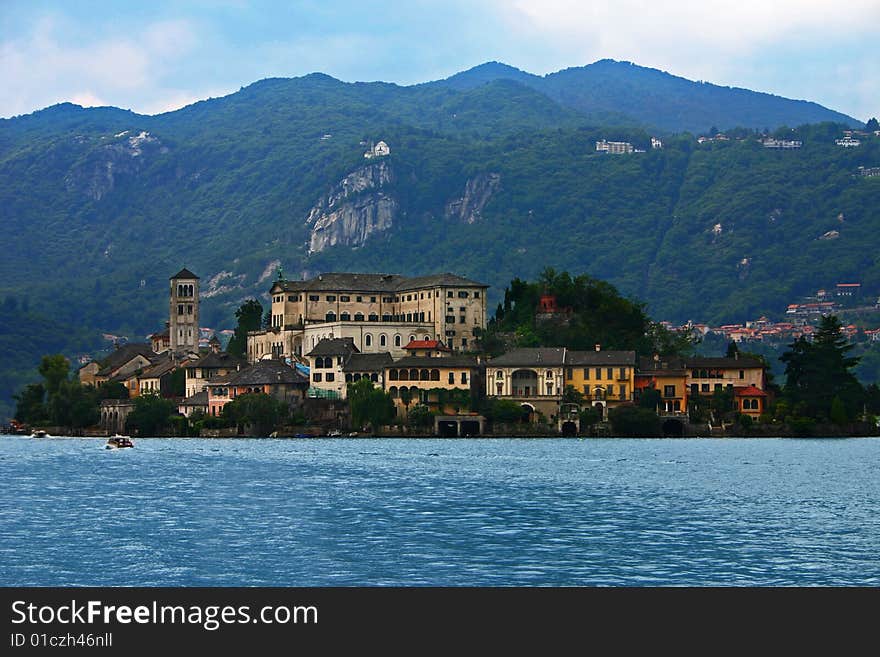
307;160;397;253
444;172;501;223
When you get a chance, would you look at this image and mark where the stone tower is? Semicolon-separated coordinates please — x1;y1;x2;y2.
170;268;200;354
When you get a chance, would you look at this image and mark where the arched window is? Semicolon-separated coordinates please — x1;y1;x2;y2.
406;313;412;322
345;373;352;382
496;370;503;379
409;335;416;343
409;369;419;381
420;369;429;381
371;373;378;382
394;335;402;347
380;334;387;347
314;356;324;369
353;373;362;382
340;312;351;321
368;313;378;322
354;312;365;322
399;370;409;381
389;386;398;399
430;369;440;381
326;312;336;322
389;370;399;381
546;370;553;379
365;334;372;347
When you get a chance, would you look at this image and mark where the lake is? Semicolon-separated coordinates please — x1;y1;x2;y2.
1;435;878;586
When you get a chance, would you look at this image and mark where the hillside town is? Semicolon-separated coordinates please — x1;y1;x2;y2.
58;268;787;438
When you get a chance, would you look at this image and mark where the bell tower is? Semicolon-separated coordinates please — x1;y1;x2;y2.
170;268;200;354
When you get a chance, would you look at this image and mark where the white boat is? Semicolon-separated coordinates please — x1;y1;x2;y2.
106;435;134;449
30;429;50;438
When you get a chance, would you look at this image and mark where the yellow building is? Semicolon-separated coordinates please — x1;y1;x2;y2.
385;355;479;416
636;356;689;416
564;349;636;419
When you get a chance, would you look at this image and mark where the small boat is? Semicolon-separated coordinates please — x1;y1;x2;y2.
106;435;134;449
30;429;50;438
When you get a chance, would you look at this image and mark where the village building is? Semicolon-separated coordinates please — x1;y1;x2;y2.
385;354;480;416
684;356;766;395
486;348;567;423
184;351;246;398
137;356;180;397
249;272;488;361
364;140;390;158
178;391;209;418
342;353;394;387
735;386;768;418
564;348;637;419
149;325;171;354
205;360;309;417
79;343;157;387
596;139;634;154
169;268;200;355
305;338;360;399
635;356;689;417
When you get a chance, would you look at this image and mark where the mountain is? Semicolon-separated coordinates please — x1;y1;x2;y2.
433;59;860;134
0;60;878;418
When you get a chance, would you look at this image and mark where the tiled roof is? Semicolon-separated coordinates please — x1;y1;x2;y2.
734;385;767;397
488;348;567;367
389;355;479;369
306;337;359;357
180;390;208;406
186;351;245;370
171;268;199;280
140;358;177;379
225;361;309;386
565;350;636;365
403;339;449;351
342;352;394;372
272;271;487;293
637;356;687;374
684;357;764;369
97;343;157;375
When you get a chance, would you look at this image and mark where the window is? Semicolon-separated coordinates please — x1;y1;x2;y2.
365;334;372;347
309;295;319;302
583;384;591;396
313;373;322;382
446;316;455;323
496;370;503;379
595;368;602;380
371;297;377;303
327;295;336;302
461;338;467;347
369;313;378;322
474;292;480;298
380;334;387;347
325;312;336;322
340;312;350;321
459;316;466;323
356;296;362;302
382;296;393;303
691;384;699;395
420;293;424;299
715;384;723;392
419;312;425;322
459;307;466;312
663;385;675;398
406;313;413;322
606;368;613;380
583;368;590;380
395;335;402;347
458;291;468;298
288;295;298;302
354;312;365;321
428;292;432;298
326;373;335;382
431;369;440;381
566;368;573;379
619;385;626;399
701;383;710;393
461;372;467;384
448;339;454;348
177;304;184;315
447;291;454;298
619;368;627;379
448;372;455;384
382;314;392;322
739;370;745;379
340;295;350;302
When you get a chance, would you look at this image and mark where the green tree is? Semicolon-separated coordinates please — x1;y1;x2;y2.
126;393;174;436
562;385;584;404
347;379;395;430
14;383;46;424
638;387;661;411
226;299;264;357
97;380;129;400
866;117;879;132
608;405;662;437
830;396;848;426
483;398;526;424
47;381;99;429
407;403;434;428
222;392;287;435
781;315;863;420
38;354;70;397
726;342;740;358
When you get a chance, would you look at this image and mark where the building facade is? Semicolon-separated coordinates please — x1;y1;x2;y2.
169;268;200;355
248;272;488;362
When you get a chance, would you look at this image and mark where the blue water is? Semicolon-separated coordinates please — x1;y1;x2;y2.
1;435;879;586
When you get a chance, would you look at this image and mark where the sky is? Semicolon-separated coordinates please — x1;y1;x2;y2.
1;0;878;121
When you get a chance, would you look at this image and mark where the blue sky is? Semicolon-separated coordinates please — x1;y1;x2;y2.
2;0;878;121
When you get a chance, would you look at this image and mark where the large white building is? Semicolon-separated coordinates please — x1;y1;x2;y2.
248;272;488;362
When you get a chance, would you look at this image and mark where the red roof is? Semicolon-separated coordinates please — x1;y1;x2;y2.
403;340;449;351
734;385;767;397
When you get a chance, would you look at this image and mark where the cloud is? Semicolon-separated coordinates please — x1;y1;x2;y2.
0;15;200;117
